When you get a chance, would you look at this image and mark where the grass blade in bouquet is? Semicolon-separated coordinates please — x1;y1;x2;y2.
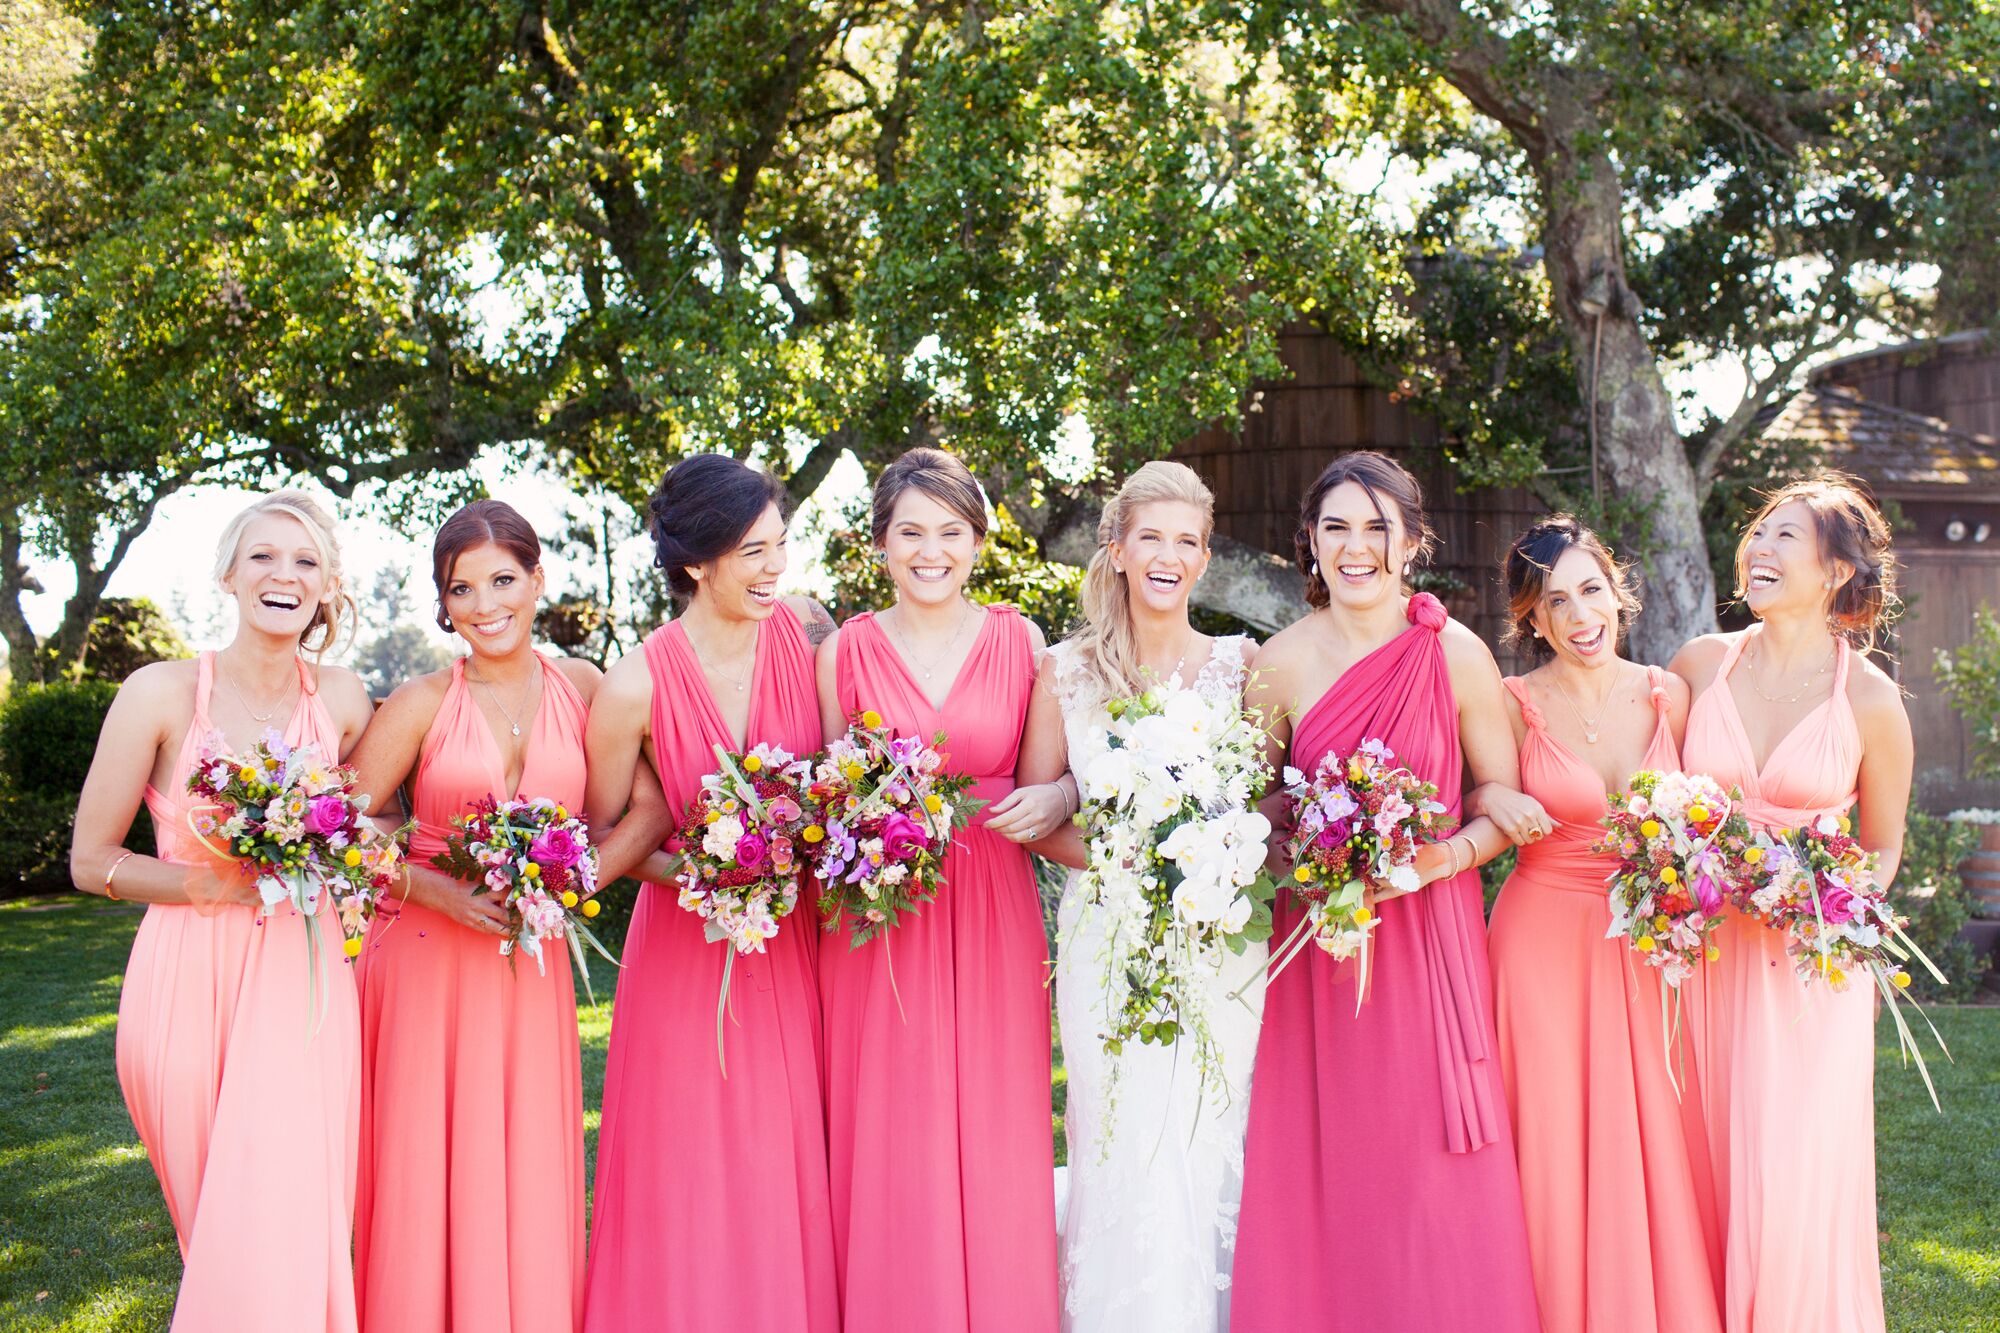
1067;684;1277;1119
1267;739;1448;1011
805;709;983;1020
1595;770;1757;1091
185;730;405;1030
430;796;619;1004
1746;814;1951;1108
670;741;816;1076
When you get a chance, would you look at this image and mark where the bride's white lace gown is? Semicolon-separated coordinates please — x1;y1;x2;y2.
1051;635;1268;1333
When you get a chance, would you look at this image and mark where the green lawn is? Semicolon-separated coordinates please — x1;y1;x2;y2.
1;896;1993;1331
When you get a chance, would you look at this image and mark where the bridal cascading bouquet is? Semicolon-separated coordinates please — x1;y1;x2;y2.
1268;739;1448;1004
1596;770;1759;1087
186;731;406;1025
805;710;982;1017
1069;685;1277;1107
670;742;817;1076
430;797;620;1003
1743;814;1949;1105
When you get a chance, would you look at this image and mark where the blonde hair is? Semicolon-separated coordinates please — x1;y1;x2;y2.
1059;461;1214;712
212;489;357;655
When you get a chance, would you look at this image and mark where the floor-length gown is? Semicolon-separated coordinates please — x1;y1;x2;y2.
1053;636;1266;1333
582;605;838;1333
820;605;1059;1333
1488;667;1723;1333
353;654;589;1332
1683;635;1884;1333
1230;594;1540;1331
116;650;360;1333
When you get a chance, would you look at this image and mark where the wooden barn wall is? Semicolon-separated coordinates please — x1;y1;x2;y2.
1170;329;1546;674
1892;545;2000;811
1815;343;2000;442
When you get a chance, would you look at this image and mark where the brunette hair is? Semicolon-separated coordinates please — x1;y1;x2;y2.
1293;451;1433;608
870;447;990;545
1501;515;1640;660
647;454;790;602
1733;471;1899;649
211;489;357;656
1061;461;1215;711
432;500;541;632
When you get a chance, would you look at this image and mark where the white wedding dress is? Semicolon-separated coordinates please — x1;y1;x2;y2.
1051;635;1268;1333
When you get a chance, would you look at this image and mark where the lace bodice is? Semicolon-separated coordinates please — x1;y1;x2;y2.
1051;634;1253;773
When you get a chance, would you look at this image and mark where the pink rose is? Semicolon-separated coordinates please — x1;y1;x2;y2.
529;825;585;869
1817;875;1857;925
304;795;348;838
880;811;930;862
735;832;769;870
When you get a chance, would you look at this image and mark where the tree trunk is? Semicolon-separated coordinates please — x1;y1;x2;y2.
1537;143;1719;663
0;515;46;684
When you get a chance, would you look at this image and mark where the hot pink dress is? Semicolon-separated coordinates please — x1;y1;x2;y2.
1683;635;1883;1333
117;650;360;1333
581;605;839;1333
821;606;1058;1333
353;654;589;1332
1488;668;1723;1333
1231;595;1539;1331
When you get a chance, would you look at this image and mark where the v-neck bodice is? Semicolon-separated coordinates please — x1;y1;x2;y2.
1683;633;1860;831
406;654;589;860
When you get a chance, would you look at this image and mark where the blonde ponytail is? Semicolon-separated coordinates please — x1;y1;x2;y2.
1059;461;1214;713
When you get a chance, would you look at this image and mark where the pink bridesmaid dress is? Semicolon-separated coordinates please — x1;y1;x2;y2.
1683;636;1884;1333
353;654;589;1332
1488;668;1723;1333
1231;595;1540;1332
116;650;360;1333
821;606;1058;1333
581;604;839;1333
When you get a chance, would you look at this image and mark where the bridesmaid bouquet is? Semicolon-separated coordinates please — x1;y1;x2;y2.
1745;816;1949;1104
805;708;983;947
670;741;817;1076
430;796;620;1002
186;731;405;1023
1268;739;1448;1000
1068;684;1277;1110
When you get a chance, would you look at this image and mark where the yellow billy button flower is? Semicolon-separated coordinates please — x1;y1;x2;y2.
343;936;364;959
1659;867;1678;885
1687;804;1710;825
743;754;763;774
582;899;601;919
1294;866;1314;883
705;810;722;824
1653;914;1672;933
1892;970;1912;989
842;763;864;783
524;863;541;879
1636;935;1657;953
238;764;259;783
1838;815;1852;835
1352;906;1373;926
560;890;579;909
861;710;883;730
554;806;568;821
923;794;943;815
1640;819;1661;839
1744;846;1764;865
1706;946;1722;962
802;824;826;844
344;848;363;868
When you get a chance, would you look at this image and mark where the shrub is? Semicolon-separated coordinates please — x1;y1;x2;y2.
1934;605;2000;779
73;597;191;682
0;679;119;795
1890;809;1983;1002
0;789;78;896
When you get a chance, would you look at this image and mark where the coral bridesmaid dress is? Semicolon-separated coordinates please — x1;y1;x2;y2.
1683;635;1884;1333
1231;595;1540;1332
820;606;1059;1333
117;650;361;1333
353;654;589;1332
1488;668;1723;1333
581;605;839;1333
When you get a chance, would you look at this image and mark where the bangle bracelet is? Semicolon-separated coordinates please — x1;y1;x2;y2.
105;850;137;900
1458;835;1476;874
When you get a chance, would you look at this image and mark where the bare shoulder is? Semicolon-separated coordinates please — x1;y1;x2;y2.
1253;613;1319;669
1668;632;1736;690
375;667;453;724
119;657;198;708
784;594;837;647
814;622;844;674
1845;649;1908;724
1018;612;1048;655
1439;617;1498;671
311;662;375;717
552;654;604;703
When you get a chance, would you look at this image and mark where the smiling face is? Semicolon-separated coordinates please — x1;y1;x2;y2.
879;488;981;610
1112;499;1209;617
1739;497;1850;620
1311;481;1416;613
219;511;334;642
689;502;789;622
442;540;545;660
1530;545;1625;669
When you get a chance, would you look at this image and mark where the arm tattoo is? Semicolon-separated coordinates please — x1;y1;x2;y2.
801;598;837;648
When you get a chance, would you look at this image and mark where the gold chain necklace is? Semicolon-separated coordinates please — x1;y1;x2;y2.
1548;665;1620;746
887;600;974;681
1745;640;1836;706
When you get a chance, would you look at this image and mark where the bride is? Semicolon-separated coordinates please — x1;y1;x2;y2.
994;460;1267;1333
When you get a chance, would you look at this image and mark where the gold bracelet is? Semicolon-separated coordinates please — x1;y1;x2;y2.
105;850;137;901
1459;834;1477;874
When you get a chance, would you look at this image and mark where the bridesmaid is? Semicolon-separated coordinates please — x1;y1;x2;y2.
70;490;373;1332
581;454;840;1333
816;447;1059;1333
346;501;664;1332
1477;516;1722;1333
1231;451;1540;1331
1673;475;1911;1333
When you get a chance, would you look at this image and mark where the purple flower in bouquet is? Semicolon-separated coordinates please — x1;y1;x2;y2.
529;824;586;869
304;795;348;838
1688;846;1726;914
881;811;930;862
888;735;926;767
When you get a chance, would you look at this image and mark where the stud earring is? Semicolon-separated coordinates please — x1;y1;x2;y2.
1310;561;1320;578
